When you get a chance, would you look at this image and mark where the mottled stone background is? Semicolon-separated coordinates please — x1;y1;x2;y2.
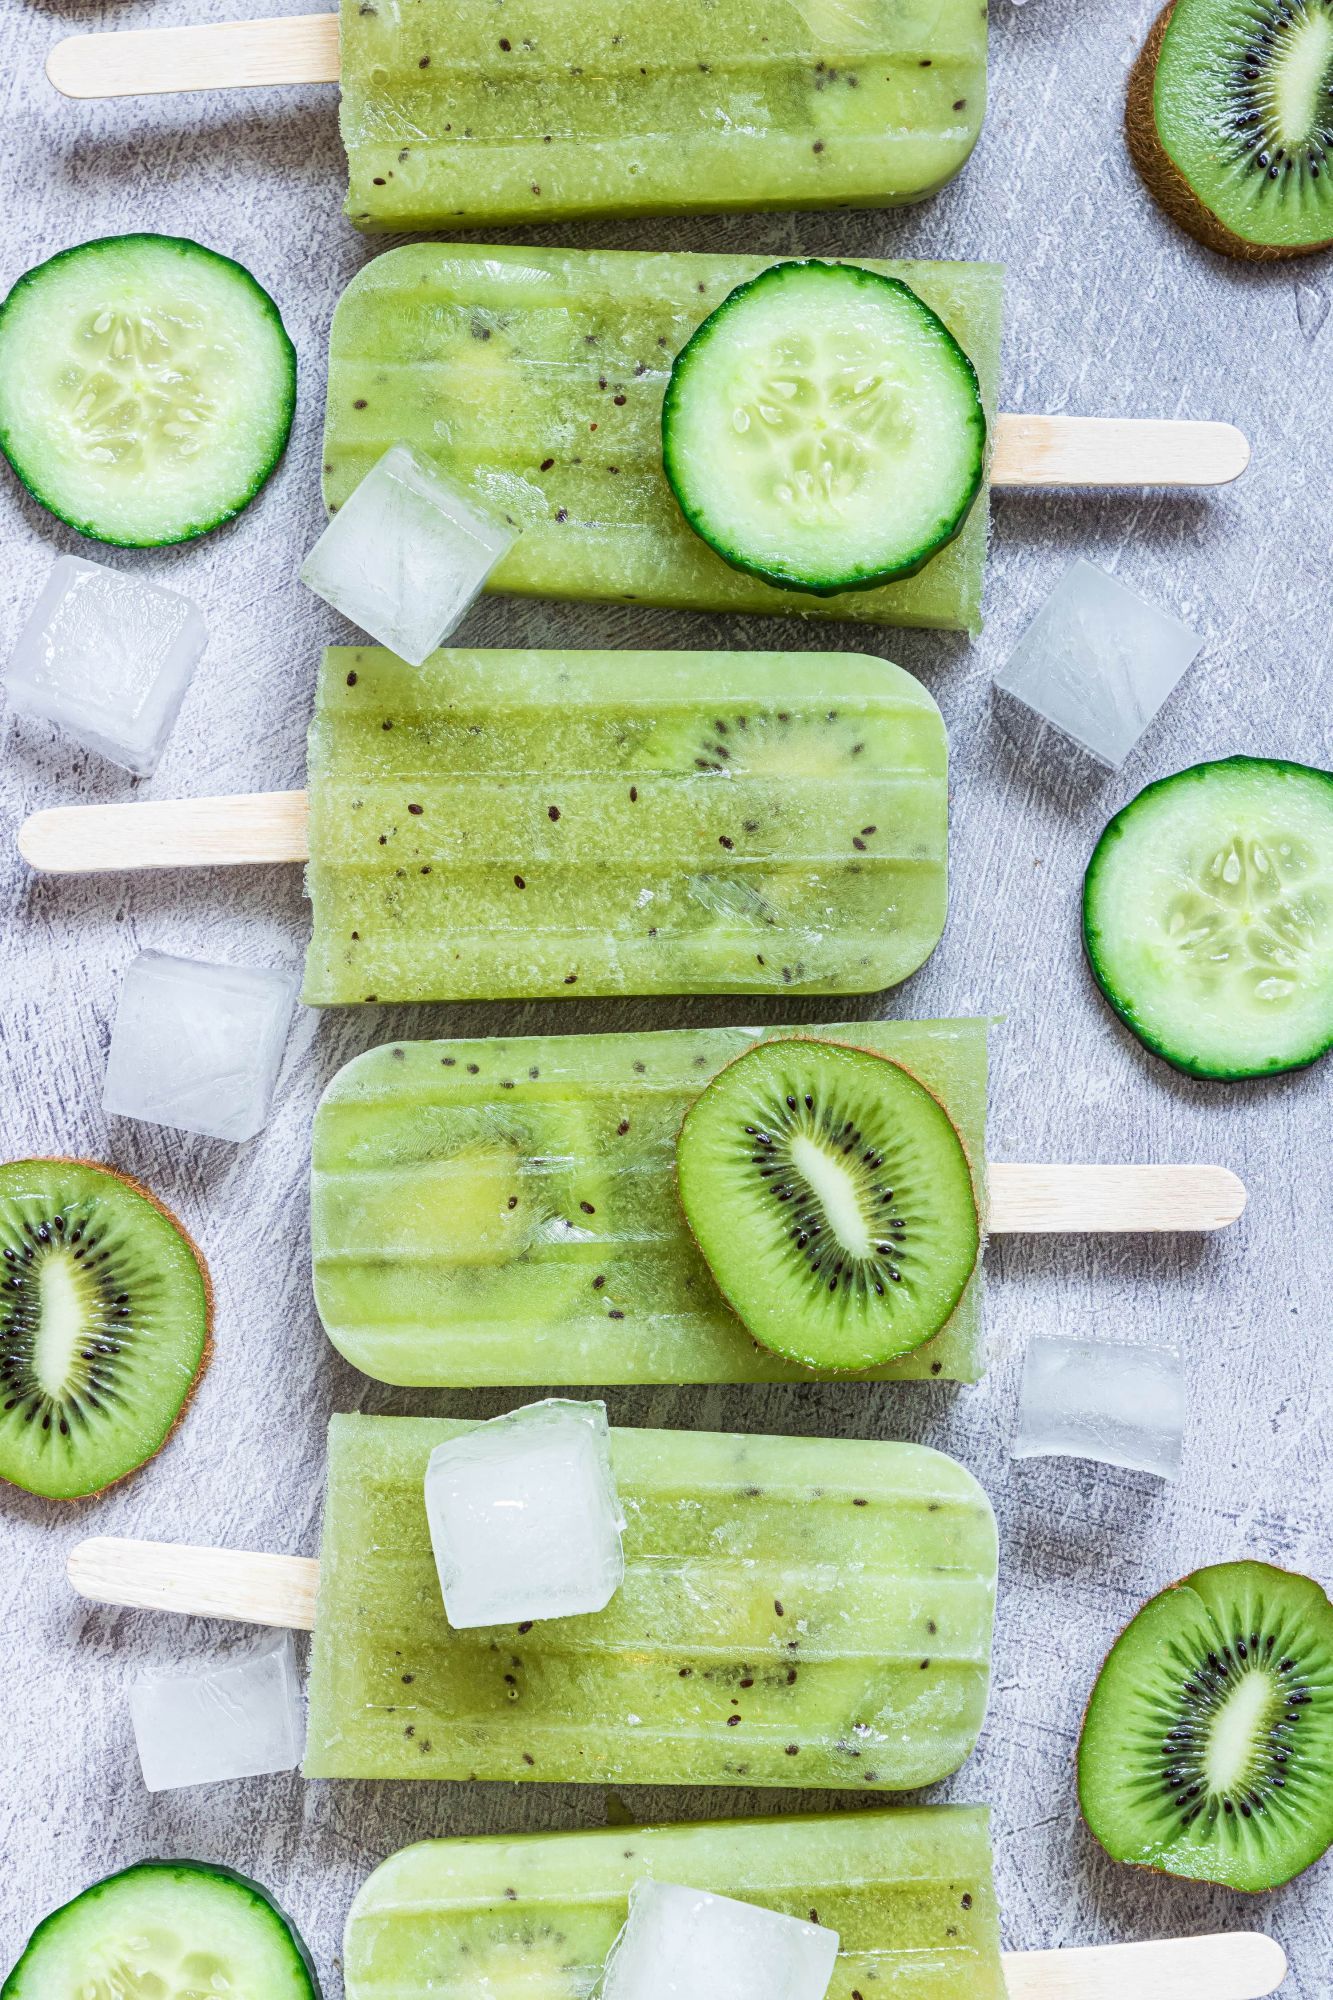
0;0;1329;1989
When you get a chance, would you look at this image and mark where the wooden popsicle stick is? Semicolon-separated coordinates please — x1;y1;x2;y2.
18;791;310;874
57;1541;1297;1998
987;1162;1245;1233
991;413;1249;489
69;1537;320;1629
46;14;340;97
1001;1933;1286;2000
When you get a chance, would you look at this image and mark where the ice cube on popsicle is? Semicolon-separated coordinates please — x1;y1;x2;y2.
601;1881;838;2000
338;1;987;233
311;1018;988;1388
302;646;949;1004
303;1415;997;1787
321;246;1002;631
344;1806;1004;2000
424;1398;625;1627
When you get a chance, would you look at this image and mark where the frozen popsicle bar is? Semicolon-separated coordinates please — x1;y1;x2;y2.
313;1018;987;1386
322;245;1002;630
344;1806;1004;2000
303;647;949;1004
304;1414;998;1787
339;1;988;232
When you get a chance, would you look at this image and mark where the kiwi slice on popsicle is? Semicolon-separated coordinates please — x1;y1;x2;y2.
1079;1560;1333;1890
676;1038;979;1371
0;1158;211;1500
1128;0;1333;259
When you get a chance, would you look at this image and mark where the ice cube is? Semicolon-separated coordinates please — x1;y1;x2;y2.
1013;1334;1185;1480
994;559;1203;768
600;1881;839;2000
4;555;206;777
300;443;515;666
130;1632;303;1791
424;1398;625;1628
103;949;298;1142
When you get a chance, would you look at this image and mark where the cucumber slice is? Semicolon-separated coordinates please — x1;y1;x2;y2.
0;234;296;547
2;1861;321;2000
1083;756;1333;1080
661;260;987;596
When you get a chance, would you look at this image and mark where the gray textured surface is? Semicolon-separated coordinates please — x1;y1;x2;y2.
1;0;1330;1988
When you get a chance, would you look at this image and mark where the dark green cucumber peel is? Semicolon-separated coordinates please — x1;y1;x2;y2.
661;261;987;596
2;1861;321;2000
0;234;296;547
1079;1561;1333;1892
1083;756;1333;1081
677;1038;980;1371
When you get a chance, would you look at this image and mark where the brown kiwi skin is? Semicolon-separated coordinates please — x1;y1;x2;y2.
1076;1560;1333;1893
0;1157;214;1504
675;1037;982;1372
1126;0;1333;262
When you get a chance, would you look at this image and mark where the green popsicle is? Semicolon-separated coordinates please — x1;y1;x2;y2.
338;0;988;232
321;245;1003;629
303;1415;998;1787
345;1807;1005;2000
302;647;950;1004
312;1017;988;1386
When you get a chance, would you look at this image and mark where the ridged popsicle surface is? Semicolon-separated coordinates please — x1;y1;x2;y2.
321;246;1002;629
312;1017;987;1385
303;648;950;1003
344;1807;1005;2000
338;0;988;230
305;1416;998;1787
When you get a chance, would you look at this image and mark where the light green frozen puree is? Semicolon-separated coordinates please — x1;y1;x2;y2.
304;1416;997;1787
344;1807;1005;2000
311;1018;988;1386
339;0;988;230
303;647;950;1004
321;246;1003;629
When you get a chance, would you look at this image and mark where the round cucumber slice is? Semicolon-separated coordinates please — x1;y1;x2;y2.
676;1038;980;1371
0;234;296;546
2;1861;321;2000
1083;756;1333;1080
661;260;987;596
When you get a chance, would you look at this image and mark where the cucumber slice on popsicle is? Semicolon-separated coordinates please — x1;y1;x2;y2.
1;1862;320;2000
0;233;296;546
662;260;987;596
1083;755;1333;1080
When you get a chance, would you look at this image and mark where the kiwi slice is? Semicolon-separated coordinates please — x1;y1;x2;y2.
0;1159;212;1500
1128;0;1333;259
1079;1560;1333;1891
675;1038;979;1371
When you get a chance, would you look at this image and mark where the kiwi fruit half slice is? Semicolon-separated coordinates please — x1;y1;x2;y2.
676;1038;979;1371
1079;1560;1333;1891
0;1159;212;1500
1128;0;1333;258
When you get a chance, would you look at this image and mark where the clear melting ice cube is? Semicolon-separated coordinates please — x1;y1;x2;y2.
600;1880;839;2000
300;443;515;666
4;555;206;777
103;949;298;1143
130;1632;303;1791
1013;1333;1185;1480
425;1398;625;1629
995;559;1203;768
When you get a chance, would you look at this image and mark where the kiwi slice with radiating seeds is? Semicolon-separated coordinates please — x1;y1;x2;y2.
0;1159;211;1500
1128;0;1333;258
1079;1560;1333;1891
676;1039;979;1371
